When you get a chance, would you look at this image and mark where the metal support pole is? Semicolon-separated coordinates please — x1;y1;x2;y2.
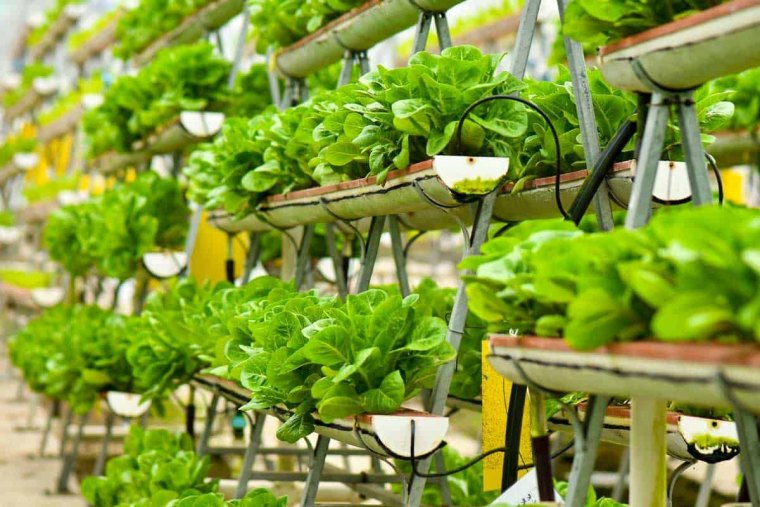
235;413;266;498
565;395;610;507
508;0;541;79
629;398;668;507
339;51;355;86
300;435;331;507
227;1;250;87
625;91;670;229
326;224;348;299
243;232;262;283
733;410;760;504
408;191;498;506
93;410;115;476
197;393;220;456
411;11;433;55
433;12;452;50
694;463;716;507
612;447;630;501
39;400;57;457
433;450;453;506
677;92;713;205
266;47;282;107
58;408;73;458
556;0;613;231
184;206;203;273
356;215;385;293
57;412;87;493
388;216;411;297
294;224;315;290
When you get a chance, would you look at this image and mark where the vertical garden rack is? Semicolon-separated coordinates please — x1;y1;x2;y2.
487;2;760;507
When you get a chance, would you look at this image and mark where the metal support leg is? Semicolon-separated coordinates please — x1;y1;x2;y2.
93;411;115;476
294;224;315;290
57;412;87;493
433;450;453;506
325;224;348;299
39;400;57;457
612;447;630;501
300;435;331;507
556;0;613;231
235;413;266;499
625;91;670;229
508;0;542;79
630;398;668;507
243;232;261;283
388;217;411;297
433;12;452;50
356;216;385;293
227;0;250;87
339;51;355;86
677;93;713;205
58;408;73;458
197;393;220;456
407;191;499;506
565;395;610;507
695;463;716;507
411;11;433;55
733;410;760;505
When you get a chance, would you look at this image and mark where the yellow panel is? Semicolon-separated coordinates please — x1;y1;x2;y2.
482;340;533;492
190;211;248;283
722;168;747;205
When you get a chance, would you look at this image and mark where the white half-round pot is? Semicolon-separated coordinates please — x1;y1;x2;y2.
31;287;65;308
143;251;188;279
106;391;152;418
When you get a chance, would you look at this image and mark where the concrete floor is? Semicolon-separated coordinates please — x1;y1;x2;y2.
0;372;84;507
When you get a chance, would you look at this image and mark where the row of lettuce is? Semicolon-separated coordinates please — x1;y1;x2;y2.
56;0;735;64
12;202;758;433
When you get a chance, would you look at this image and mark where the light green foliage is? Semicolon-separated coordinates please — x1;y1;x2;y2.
249;0;365;53
114;0;212;59
38;74;103;126
2;64;53;108
9;305;148;413
186;47;732;214
0;137;37;167
22;173;80;203
44;172;188;279
463;206;760;349
0;269;53;289
0;210;14;226
563;0;731;46
708;68;760;133
83;42;232;157
168;489;288;507
68;9;121;51
27;0;84;46
82;426;218;506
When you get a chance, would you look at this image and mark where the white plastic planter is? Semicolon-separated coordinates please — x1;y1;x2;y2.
549;404;739;463
136;111;225;155
31;287;65;308
489;335;760;415
0;226;23;244
142;251;188;279
193;374;448;459
106;391;152;418
599;0;760;92
275;0;465;78
132;0;244;66
209;160;636;233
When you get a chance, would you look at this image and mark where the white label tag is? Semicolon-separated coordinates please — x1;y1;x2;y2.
490;469;563;505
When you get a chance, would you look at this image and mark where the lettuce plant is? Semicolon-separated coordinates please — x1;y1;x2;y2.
45;172;188;280
9;306;148;413
563;0;731;47
114;0;212;59
3;63;53;108
462;206;760;350
82;426;218;506
708;68;760;133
